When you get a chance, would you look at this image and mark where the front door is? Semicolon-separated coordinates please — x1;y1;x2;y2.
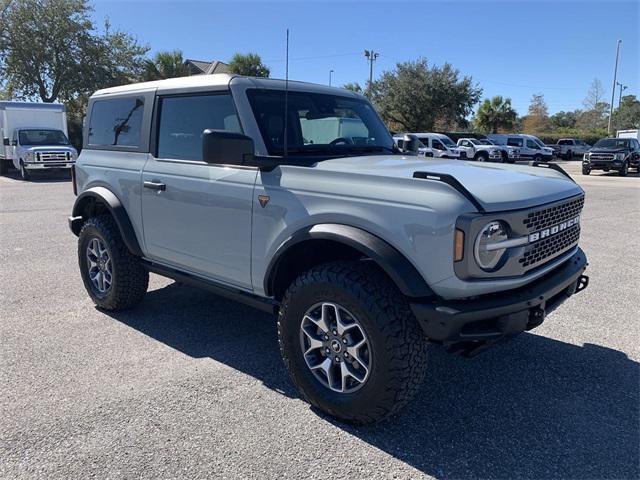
141;92;257;290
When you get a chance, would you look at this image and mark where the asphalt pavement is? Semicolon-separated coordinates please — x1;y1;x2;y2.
1;163;639;479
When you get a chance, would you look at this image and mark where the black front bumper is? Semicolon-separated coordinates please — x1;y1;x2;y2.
410;248;588;346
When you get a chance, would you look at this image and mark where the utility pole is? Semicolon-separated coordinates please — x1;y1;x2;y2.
364;50;379;98
616;81;627;129
329;69;334;87
607;39;622;134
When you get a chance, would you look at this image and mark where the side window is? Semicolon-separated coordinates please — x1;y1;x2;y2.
432;139;445;150
461;140;470;147
157;94;241;161
507;137;523;147
88;97;144;147
526;139;539;149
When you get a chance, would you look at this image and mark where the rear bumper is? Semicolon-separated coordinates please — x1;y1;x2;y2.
410;248;588;345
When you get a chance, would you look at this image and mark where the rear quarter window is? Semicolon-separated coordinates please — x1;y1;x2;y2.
88;97;145;147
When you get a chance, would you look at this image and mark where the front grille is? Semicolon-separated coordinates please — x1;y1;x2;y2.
522;195;584;232
589;153;614;161
519;225;580;268
38;152;69;161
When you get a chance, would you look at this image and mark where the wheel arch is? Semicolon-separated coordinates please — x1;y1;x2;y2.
264;224;434;301
70;186;143;256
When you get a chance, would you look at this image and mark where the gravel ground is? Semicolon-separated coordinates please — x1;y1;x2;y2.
1;163;639;479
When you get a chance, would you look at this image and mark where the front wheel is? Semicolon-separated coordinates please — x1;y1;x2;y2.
475;153;488;162
19;161;30;181
278;261;428;424
78;215;149;310
533;154;543;162
619;162;629;177
582;166;591;175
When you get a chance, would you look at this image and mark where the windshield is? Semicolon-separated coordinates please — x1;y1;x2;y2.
469;139;481;145
531;136;546;148
247;89;395;156
19;129;70;146
593;138;630;149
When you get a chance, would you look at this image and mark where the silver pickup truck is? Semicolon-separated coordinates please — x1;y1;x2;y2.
68;75;589;424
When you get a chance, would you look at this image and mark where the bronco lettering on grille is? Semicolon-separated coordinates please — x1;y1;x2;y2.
528;215;580;243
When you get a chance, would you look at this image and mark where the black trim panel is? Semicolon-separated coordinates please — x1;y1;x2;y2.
70;186;143;256
528;161;575;182
145;262;278;314
264;223;434;298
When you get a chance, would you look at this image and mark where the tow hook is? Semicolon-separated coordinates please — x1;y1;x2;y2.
575;275;589;294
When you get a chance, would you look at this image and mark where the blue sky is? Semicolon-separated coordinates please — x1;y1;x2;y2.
93;0;639;116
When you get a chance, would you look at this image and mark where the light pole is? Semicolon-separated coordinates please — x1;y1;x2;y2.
364;50;379;98
329;69;334;87
607;39;622;134
616;81;627;129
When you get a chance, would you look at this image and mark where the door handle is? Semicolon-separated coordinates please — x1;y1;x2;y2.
143;180;166;191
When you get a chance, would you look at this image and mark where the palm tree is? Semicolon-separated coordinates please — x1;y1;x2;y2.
475;96;518;133
227;53;270;77
142;50;189;81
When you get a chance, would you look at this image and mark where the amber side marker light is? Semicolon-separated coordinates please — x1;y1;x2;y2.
454;229;464;261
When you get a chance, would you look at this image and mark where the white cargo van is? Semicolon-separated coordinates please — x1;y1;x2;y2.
0;101;77;179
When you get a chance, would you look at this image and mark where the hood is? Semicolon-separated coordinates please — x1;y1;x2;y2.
25;145;77;153
590;147;629;153
312;156;583;212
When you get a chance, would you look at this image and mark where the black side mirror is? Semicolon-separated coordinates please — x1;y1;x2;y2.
202;129;257;167
400;134;420;155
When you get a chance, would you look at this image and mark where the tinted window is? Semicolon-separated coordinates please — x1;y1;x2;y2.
593;138;630;149
558;140;571;145
88;97;144;147
157;94;241;161
526;139;539;149
19;129;70;146
507;137;523;147
432;140;445;150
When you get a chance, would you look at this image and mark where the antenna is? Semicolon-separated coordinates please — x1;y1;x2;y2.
283;28;289;158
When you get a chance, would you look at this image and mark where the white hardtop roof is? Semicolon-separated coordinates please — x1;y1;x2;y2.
0;101;65;111
92;74;364;98
410;132;450;138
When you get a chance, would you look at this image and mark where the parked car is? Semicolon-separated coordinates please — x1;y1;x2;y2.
487;134;554;162
0;101;77;179
555;138;591;160
582;137;640;176
69;74;589;424
476;138;520;162
456;137;519;163
395;132;464;159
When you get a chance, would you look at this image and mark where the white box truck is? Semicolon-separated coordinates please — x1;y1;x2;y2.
0;101;77;179
617;129;640;140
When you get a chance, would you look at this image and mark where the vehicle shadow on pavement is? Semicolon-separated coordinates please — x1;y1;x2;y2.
105;281;639;480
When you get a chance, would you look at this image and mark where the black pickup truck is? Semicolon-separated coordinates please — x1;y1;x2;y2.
582;137;640;176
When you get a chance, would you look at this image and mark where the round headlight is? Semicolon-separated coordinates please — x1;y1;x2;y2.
474;221;508;270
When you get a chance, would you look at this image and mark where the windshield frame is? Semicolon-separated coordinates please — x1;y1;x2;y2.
246;88;396;158
18;129;70;146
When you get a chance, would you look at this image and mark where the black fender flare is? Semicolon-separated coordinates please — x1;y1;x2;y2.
70;186;143;256
264;224;434;298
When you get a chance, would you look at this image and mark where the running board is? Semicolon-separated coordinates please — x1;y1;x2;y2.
143;261;279;314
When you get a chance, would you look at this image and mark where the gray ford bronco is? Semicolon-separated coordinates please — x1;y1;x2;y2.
69;75;589;424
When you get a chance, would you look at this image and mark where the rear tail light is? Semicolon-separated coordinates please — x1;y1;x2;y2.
71;165;77;196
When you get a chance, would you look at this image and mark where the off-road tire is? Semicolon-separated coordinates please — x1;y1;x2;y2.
582;166;591;175
278;261;428;424
78;214;148;310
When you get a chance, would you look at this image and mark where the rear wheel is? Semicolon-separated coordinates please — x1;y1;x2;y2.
278;261;428;424
78;215;148;310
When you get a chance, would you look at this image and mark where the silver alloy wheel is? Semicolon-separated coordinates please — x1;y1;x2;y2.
86;237;113;293
299;302;371;393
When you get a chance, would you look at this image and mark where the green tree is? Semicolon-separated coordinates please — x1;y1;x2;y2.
228;52;270;77
142;50;189;81
0;0;148;102
474;96;517;133
612;95;640;129
549;110;579;130
370;58;481;132
342;82;363;94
